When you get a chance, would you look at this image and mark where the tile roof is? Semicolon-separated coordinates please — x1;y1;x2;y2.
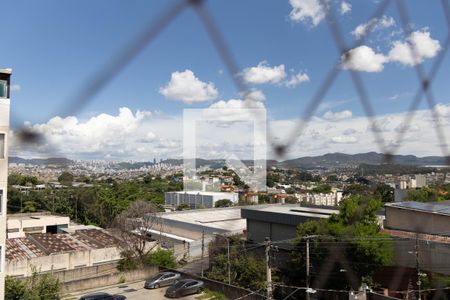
28;233;75;254
5;229;120;261
75;229;120;248
6;238;45;261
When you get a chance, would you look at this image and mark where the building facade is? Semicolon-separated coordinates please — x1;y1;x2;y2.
0;68;12;298
7;213;70;239
165;191;238;209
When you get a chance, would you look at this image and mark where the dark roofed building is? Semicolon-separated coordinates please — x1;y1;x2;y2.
385;201;450;236
241;204;338;244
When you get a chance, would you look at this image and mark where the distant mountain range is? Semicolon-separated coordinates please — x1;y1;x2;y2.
278;152;450;169
9;157;74;166
8;152;450;170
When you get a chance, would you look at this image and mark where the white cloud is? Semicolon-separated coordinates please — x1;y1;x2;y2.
241;61;286;85
209;99;265;110
10;84;21;92
343;30;441;72
343;128;357;135
331;135;358;144
159;70;218;104
388;30;441;66
340;1;351;15
289;0;326;26
323;110;353;121
285;72;310;87
240;89;266;102
352;16;395;39
341;45;388;72
317;99;352;112
380;16;395;28
10;107;183;160
11;103;450;160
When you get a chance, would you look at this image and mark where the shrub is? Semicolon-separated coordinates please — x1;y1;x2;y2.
145;249;177;269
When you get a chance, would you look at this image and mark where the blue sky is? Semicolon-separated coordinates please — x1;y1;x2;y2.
2;0;450;160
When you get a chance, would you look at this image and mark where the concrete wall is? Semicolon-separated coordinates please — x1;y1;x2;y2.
0;90;10;299
6;247;121;277
63;266;159;293
172;238;209;261
391;238;450;275
385;206;450;235
247;219;297;243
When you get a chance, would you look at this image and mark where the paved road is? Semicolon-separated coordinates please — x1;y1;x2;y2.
65;280;202;300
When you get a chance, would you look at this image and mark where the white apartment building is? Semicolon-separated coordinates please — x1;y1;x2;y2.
297;189;343;207
0;68;12;298
165;191;239;208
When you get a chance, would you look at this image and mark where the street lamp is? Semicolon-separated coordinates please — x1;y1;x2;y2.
213;232;231;285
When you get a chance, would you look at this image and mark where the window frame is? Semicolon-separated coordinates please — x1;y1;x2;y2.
0;133;5;159
0;80;7;98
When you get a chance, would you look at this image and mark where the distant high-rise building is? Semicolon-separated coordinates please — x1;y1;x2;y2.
0;68;12;297
153;158;156;164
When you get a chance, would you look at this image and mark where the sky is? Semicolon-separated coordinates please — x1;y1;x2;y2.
2;0;450;161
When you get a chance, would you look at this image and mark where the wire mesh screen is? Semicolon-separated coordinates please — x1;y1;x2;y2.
7;0;450;299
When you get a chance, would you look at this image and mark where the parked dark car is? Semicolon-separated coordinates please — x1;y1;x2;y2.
79;292;127;300
165;279;204;298
144;271;181;289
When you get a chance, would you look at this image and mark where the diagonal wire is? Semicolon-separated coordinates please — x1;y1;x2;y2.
394;0;450;164
320;0;390;156
281;0;391;159
14;0;190;147
192;1;277;149
389;0;450;158
58;0;190;118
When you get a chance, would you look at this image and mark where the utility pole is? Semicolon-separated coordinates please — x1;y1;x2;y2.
305;235;318;299
415;235;421;300
201;229;205;277
226;237;231;285
306;238;310;300
265;237;273;300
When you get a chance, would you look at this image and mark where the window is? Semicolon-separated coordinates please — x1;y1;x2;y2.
0;134;4;159
0;80;6;98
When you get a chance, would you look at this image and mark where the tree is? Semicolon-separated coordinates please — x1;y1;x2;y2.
327;175;338;182
215;199;233;208
145;249;177;268
6;268;62;300
292;195;392;290
5;277;26;300
8;174;39;186
374;183;394;203
207;235;268;290
343;184;367;197
405;187;443;202
113;200;163;264
57;171;74;185
258;194;270;204
312;184;332;194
